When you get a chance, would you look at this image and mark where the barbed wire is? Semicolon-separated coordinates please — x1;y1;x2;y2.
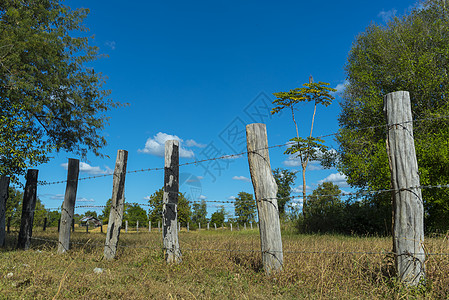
26;236;449;257
32;114;449;187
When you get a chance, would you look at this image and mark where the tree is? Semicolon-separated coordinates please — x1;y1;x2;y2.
234;192;256;225
210;205;227;225
147;188;191;226
192;199;207;225
272;168;297;216
83;210;98;219
124;203;148;227
5;187;48;228
0;1;120;183
304;182;343;232
337;0;449;232
100;199;112;224
272;77;336;215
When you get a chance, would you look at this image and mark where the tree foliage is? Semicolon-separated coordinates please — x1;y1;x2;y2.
272;79;336;214
337;0;449;232
0;0;120;182
234;192;256;225
124;203;148;227
147;188;191;226
5;187;50;228
210;205;227;225
272;168;297;216
192;199;207;225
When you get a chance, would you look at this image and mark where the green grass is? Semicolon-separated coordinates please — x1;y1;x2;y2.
1;228;448;299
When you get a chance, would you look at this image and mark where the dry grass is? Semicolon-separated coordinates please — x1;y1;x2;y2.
0;228;449;299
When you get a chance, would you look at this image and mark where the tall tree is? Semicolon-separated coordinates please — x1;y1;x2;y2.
124;203;148;227
192;199;207;225
337;0;449;231
234;192;256;225
304;182;342;232
272;77;336;215
147;188;191;226
210;205;227;225
0;1;120;183
272;168;297;216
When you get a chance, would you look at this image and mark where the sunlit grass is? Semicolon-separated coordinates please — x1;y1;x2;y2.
0;227;448;298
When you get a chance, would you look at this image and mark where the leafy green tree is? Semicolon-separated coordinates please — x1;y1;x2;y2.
304;182;343;232
234;192;256;225
5;187;48;228
192;199;207;225
124;203;148;227
0;1;120;183
147;188;191;226
272;168;297;216
100;199;111;224
337;0;449;232
210;205;227;225
83;210;98;219
272;77;336;215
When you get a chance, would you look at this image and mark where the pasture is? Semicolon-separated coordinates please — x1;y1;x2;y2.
1;228;449;299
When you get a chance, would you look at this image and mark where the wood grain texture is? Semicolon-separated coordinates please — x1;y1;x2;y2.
384;91;425;286
58;158;79;254
17;169;38;250
104;150;128;260
246;123;283;275
163;140;182;263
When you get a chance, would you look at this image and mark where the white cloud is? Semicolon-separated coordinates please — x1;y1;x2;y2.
232;176;251;182
292;185;313;194
334;80;349;95
318;173;349;187
378;9;397;22
61;162;112;175
283;156;322;170
143;195;151;201
199;195;207;200
77;197;95;202
227;196;236;200
185;139;206;148
138;132;195;158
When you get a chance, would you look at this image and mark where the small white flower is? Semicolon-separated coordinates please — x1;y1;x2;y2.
93;267;103;274
6;272;13;278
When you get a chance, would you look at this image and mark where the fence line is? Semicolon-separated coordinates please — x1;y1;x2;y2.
34;115;449;187
24;236;449;257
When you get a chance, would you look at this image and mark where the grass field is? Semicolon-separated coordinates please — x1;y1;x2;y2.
1;227;449;299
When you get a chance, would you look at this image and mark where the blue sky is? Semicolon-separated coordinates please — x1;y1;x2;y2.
31;0;417;218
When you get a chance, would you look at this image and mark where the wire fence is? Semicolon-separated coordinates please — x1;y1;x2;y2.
34;114;449;187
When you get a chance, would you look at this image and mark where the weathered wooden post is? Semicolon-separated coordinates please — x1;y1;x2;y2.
162;140;182;263
71;219;75;232
136;220;139;233
0;176;10;246
104;150;128;260
86;223;89;233
149;221;151;232
57;159;79;254
246;123;283;275
17;169;39;250
198;223;201;230
125;220;128;233
214;223;217;230
230;223;233;232
384;91;425;286
158;221;161;232
43;218;47;231
187;222;189;232
207;222;210;230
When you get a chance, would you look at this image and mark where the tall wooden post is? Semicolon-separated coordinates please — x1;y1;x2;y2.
149;221;151;233
104;150;128;260
246;123;283;275
43;218;47;231
162;140;182;263
0;176;10;246
17;169;38;250
58;159;80;254
384;91;425;286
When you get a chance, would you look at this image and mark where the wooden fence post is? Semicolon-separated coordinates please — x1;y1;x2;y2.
384;91;425;286
158;221;161;232
149;221;151;232
214;223;217;230
0;176;10;247
58;159;79;254
17;169;39;250
43;218;47;231
104;150;128;260
246;123;283;275
187;222;189;232
230;223;232;232
71;219;75;232
125;220;128;233
162;140;182;263
136;220;139;233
